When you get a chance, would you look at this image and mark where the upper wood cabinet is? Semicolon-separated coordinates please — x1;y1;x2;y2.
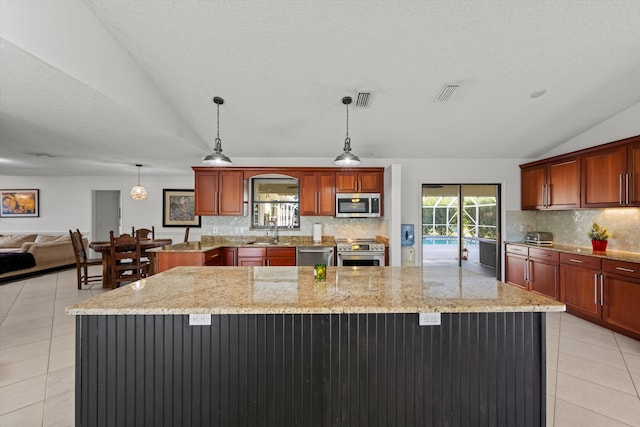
335;170;383;193
521;157;579;210
520;134;639;210
193;168;244;216
299;171;335;216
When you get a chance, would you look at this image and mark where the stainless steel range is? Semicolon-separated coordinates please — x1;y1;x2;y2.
336;238;386;266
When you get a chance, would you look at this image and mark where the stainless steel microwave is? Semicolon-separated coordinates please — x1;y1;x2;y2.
335;193;381;218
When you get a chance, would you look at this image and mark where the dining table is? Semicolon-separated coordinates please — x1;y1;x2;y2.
89;238;173;288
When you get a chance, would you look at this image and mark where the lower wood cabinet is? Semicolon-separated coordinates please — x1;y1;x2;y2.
505;244;559;299
602;259;640;335
155;248;222;273
223;247;237;266
560;253;602;319
236;247;296;266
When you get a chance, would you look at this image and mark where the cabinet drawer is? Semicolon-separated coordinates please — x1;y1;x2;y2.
603;259;640;279
506;244;528;255
204;249;221;265
266;247;296;257
559;252;601;270
529;248;559;262
238;247;267;257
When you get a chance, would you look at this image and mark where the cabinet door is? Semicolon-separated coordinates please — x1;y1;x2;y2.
581;145;627;207
358;171;382;193
529;258;559;299
521;165;546;210
237;257;265;266
299;172;320;215
628;140;640;206
505;253;528;289
335;172;358;193
218;171;244;215
204;249;222;266
560;264;601;319
223;247;237;266
194;170;219;215
548;158;580;209
603;275;640;336
335;171;383;193
267;257;296;266
299;172;335;216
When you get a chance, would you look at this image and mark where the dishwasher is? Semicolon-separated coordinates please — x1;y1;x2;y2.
296;246;334;266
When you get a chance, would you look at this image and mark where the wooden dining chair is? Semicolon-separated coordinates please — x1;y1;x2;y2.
133;226;155;240
183;226;190;243
69;229;102;289
109;231;149;288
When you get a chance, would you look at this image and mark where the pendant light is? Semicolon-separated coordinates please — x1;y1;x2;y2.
333;96;362;166
203;96;232;166
130;164;148;201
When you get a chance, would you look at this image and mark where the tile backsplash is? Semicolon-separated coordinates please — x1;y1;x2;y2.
506;208;639;252
202;215;388;240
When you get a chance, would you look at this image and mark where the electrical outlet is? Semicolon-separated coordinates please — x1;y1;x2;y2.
213;226;219;234
189;314;211;326
419;312;441;326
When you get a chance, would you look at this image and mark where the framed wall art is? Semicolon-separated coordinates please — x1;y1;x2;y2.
162;189;201;227
1;189;40;218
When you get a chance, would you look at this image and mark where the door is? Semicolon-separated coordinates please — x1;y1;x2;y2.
421;184;500;278
91;190;120;257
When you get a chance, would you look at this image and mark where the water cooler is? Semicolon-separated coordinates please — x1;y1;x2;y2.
400;224;415;266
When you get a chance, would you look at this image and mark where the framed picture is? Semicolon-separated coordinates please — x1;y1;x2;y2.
1;189;39;217
162;189;201;227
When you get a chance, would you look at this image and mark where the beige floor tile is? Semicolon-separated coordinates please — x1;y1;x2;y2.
546;394;555;426
556;372;640;425
0;315;53;337
560;336;627;369
554;398;632;427
0;338;49;365
49;332;74;354
48;346;75;372
547;348;559;371
623;352;640;375
46;365;75;398
0;374;47;415
0;326;52;350
561;323;619;349
547;367;557;397
616;334;640;356
43;389;74;427
557;352;637;395
0;354;49;387
0;401;44;426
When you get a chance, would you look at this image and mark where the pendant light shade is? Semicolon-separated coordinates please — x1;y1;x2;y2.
333;96;362;166
203;96;232;166
130;164;148;201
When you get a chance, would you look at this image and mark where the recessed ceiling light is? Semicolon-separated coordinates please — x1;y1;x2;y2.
529;89;546;99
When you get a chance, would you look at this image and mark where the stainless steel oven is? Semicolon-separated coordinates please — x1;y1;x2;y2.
336;239;386;266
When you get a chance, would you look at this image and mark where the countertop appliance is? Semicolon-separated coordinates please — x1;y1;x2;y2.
336;238;386;266
296;246;334;266
335;193;381;218
526;231;553;245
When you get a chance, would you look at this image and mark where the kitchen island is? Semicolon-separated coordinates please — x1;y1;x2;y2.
66;266;564;427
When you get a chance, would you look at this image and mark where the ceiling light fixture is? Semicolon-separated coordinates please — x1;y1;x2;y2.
333;96;362;166
203;96;232;166
130;164;148;201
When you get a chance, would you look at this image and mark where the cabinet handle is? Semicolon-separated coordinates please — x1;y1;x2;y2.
594;273;598;305
615;266;636;273
600;274;604;306
546;183;551;207
542;184;546;207
569;258;584;263
626;173;630;205
619;174;624;205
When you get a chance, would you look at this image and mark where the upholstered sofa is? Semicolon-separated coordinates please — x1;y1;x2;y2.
0;233;80;281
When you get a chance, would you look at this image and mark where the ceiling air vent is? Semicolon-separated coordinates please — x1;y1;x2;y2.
435;84;459;103
354;91;373;108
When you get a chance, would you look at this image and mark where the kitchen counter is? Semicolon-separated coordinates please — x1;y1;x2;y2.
69;266;561;426
66;266;563;315
507;241;640;264
146;239;336;253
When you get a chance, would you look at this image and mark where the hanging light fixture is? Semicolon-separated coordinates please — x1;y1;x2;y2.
333;96;362;166
130;164;148;201
203;96;232;166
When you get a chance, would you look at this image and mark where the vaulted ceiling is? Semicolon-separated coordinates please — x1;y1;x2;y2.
1;1;640;176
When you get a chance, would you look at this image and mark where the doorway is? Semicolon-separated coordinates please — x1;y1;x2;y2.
421;184;501;278
91;190;120;256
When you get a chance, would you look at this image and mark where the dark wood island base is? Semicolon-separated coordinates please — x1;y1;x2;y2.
76;311;546;427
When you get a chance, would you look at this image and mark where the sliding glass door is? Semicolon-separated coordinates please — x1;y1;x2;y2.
422;184;500;278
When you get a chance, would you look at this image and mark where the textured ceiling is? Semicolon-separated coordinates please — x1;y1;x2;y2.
1;0;640;176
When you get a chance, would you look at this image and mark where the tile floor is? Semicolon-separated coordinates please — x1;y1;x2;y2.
1;267;639;426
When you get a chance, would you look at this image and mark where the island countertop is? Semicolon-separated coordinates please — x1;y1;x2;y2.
66;266;565;315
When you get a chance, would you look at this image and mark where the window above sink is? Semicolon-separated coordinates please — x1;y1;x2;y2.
251;176;299;229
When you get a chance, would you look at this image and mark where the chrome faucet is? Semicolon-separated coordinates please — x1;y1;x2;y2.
267;220;279;244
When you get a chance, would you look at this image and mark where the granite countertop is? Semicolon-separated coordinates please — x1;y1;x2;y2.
147;240;335;253
507;242;640;264
65;266;565;316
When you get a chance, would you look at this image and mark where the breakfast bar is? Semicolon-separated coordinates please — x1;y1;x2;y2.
66;266;564;427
